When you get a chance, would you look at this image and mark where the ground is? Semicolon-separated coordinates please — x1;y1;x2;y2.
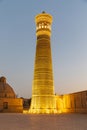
0;113;87;130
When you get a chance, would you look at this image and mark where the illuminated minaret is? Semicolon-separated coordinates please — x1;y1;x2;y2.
29;11;57;114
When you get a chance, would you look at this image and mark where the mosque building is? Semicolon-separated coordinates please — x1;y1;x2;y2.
0;76;23;113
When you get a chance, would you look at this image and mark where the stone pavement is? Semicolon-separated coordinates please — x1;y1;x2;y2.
0;113;87;130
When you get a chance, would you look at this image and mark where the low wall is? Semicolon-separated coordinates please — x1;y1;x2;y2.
0;98;23;113
56;90;87;113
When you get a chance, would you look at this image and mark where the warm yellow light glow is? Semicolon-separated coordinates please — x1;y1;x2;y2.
29;12;57;114
23;110;28;114
35;13;52;37
62;94;71;113
55;96;63;113
55;94;72;113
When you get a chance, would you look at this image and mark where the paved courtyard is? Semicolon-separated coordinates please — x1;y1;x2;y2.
0;113;87;130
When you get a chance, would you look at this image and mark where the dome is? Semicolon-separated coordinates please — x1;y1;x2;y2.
0;77;16;98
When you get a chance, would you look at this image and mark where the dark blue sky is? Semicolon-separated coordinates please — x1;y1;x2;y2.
0;0;87;98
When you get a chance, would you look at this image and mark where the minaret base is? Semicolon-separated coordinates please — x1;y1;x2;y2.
29;95;58;114
29;108;58;114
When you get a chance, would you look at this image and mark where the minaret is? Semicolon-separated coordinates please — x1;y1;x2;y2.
29;12;57;114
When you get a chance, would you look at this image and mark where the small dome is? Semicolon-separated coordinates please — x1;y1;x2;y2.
0;77;16;98
0;76;6;83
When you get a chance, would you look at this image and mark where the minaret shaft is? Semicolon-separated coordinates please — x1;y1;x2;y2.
29;12;57;114
33;35;54;96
